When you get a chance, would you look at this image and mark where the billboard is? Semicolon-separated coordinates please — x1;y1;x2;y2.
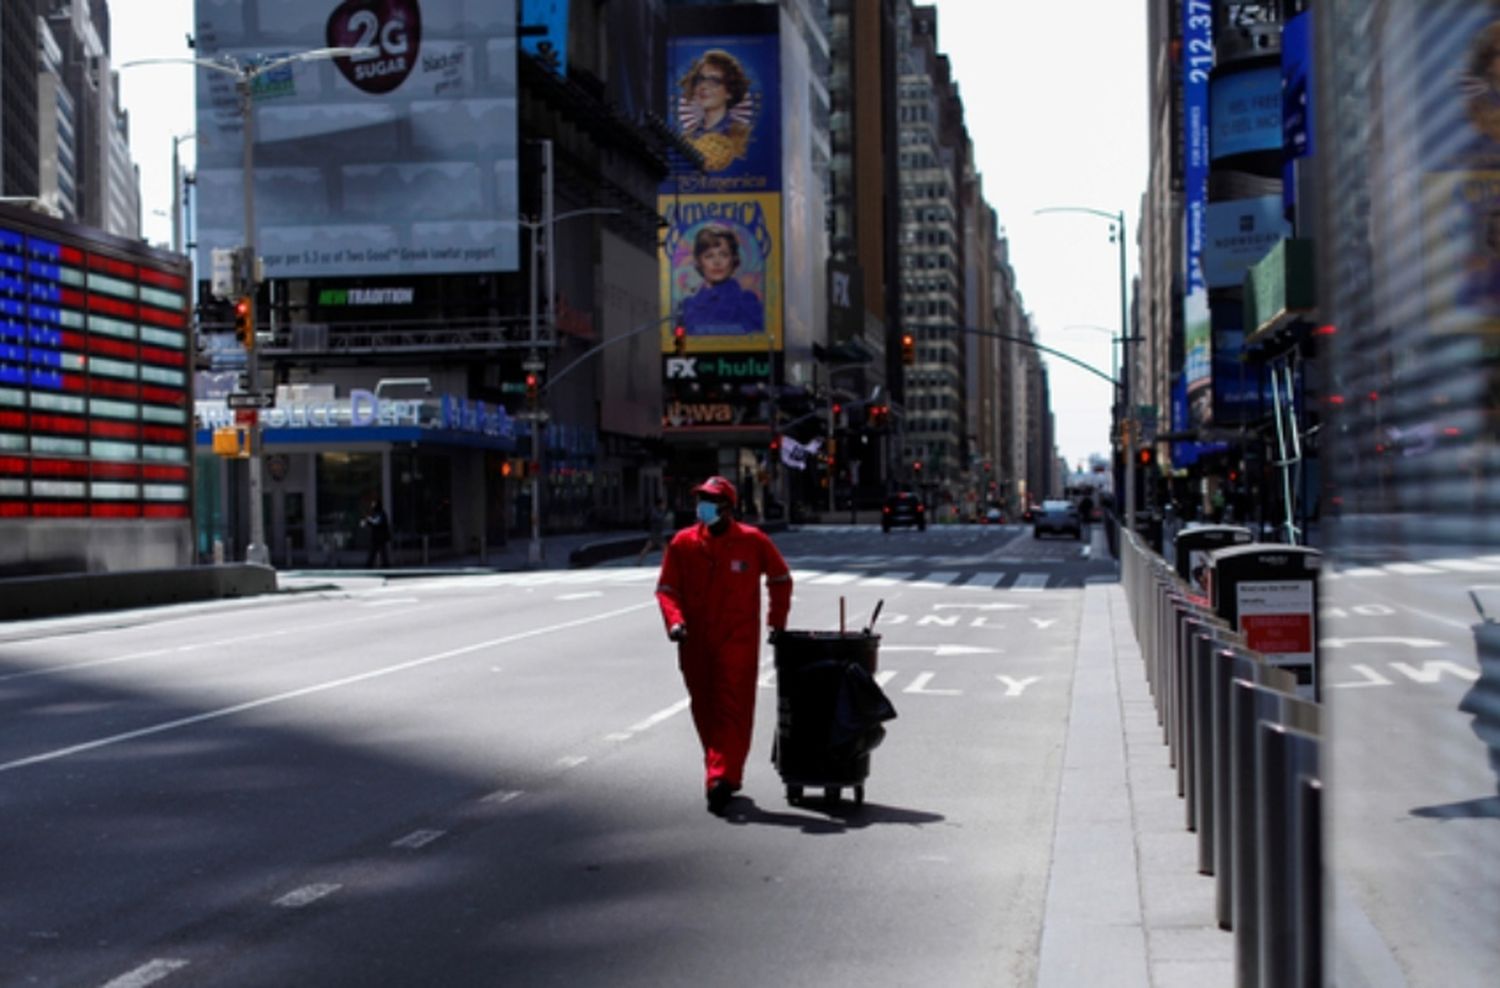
666;33;781;193
659;193;782;352
194;0;519;279
1210;65;1283;160
1203;196;1292;288
1182;2;1213;419
0;209;193;526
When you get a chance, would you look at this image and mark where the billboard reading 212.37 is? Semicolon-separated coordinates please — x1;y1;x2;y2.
194;0;519;278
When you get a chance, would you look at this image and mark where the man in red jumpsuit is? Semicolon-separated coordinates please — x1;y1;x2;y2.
656;475;793;813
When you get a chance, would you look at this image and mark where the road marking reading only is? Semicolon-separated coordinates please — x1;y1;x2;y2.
99;959;189;988
0;602;656;776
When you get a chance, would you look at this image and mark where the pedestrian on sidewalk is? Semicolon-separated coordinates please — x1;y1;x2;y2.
655;475;793;814
361;498;392;569
636;497;673;565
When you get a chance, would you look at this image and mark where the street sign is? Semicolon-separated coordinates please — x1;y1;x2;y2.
522;359;546;372
234;408;258;426
226;391;274;409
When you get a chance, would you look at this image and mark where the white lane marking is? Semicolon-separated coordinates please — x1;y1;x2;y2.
100;959;190;988
481;789;525;804
1030;618;1058;630
391;829;446;850
1012;573;1049;591
1430;558;1500;572
1342;567;1388;578
1383;562;1443;575
874;670;898;687
360;598;420;606
934;602;1027;611
1328;664;1393;688
913;571;960;587
963;572;1005;589
0;609;414;684
625;697;691;735
557;755;589;770
808;572;861;585
883;644;1000;656
903;672;962;696
1319;636;1445;649
859;572;914;586
997;675;1041;696
556;592;604;600
0;601;655;775
274;883;342;907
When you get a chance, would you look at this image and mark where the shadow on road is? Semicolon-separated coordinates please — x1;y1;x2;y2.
722;795;945;832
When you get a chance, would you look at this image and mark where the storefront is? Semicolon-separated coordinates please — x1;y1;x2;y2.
194;387;518;566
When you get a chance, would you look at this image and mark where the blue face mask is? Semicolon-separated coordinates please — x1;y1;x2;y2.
696;500;721;525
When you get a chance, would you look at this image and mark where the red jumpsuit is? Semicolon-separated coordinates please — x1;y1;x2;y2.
656;519;792;790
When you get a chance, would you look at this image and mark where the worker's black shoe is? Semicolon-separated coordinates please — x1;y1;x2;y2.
706;780;736;815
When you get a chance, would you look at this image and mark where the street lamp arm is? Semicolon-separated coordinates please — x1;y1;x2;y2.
544;314;674;392
123;47;376;80
934;325;1119;389
1034;205;1123;224
519;207;623;230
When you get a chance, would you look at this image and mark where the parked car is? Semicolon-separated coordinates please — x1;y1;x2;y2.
984;504;1005;524
881;491;927;532
1033;499;1082;539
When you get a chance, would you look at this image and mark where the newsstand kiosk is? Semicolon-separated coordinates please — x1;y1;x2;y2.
1208;544;1322;700
1174;525;1253;598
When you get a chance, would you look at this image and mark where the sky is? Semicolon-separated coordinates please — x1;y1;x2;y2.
108;1;1149;469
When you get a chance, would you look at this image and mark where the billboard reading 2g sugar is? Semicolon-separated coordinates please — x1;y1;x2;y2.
194;0;519;278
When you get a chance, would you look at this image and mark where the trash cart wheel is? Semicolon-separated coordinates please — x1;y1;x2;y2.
824;786;841;803
786;785;803;805
853;785;865;806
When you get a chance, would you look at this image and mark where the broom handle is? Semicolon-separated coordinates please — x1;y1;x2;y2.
840;596;846;634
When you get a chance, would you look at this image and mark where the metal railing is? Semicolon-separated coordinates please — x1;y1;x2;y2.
1121;530;1322;988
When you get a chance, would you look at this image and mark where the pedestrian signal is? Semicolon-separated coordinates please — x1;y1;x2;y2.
1138;447;1154;467
900;332;915;366
234;296;254;350
525;372;540;409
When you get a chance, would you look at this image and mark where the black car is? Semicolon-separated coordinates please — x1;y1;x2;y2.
882;491;927;532
1033;499;1082;539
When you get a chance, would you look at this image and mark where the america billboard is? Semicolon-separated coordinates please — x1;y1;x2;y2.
193;0;519;279
660;26;783;355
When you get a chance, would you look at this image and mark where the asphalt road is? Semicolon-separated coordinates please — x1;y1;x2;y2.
1;523;1116;987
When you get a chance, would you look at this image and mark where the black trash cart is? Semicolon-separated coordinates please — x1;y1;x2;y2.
772;629;895;806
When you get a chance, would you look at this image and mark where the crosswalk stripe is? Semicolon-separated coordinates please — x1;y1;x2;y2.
1342;567;1387;578
963;572;1006;589
808;572;861;585
1383;562;1442;575
913;571;960;587
859;572;914;586
1012;572;1049;591
1430;558;1500;572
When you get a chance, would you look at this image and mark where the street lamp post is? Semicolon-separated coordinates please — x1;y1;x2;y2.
125;47;372;565
1035;206;1135;533
169;132;197;255
515;141;622;565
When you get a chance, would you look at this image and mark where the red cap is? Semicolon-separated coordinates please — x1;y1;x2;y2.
691;475;738;508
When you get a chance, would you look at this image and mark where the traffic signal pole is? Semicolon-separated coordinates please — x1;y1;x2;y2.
239;75;269;566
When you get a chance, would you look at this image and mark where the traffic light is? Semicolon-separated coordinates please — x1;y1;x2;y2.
525;372;540;410
913;460;923;476
1138;447;1154;467
900;332;915;366
234;296;254;350
673;324;687;357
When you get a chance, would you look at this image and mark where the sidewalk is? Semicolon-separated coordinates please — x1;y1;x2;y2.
1037;579;1232;988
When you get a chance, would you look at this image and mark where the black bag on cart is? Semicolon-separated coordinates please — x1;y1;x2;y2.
772;630;896;806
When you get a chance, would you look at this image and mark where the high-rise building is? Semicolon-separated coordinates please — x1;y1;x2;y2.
895;3;966;490
1;0;44;202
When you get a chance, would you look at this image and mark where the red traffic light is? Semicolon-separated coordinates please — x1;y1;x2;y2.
673;324;687;356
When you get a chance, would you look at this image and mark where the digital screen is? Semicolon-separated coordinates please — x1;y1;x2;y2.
0;221;192;519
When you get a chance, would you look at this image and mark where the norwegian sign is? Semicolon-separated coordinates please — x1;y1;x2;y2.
226;391;275;409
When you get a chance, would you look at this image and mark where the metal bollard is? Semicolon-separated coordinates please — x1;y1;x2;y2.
1229;679;1319;988
1295;774;1323;988
1178;615;1228;830
1212;649;1297;931
1192;627;1242;874
1256;722;1320;988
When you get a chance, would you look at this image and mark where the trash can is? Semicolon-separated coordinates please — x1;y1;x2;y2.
1173;524;1253;597
1209;544;1322;700
772;629;894;806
